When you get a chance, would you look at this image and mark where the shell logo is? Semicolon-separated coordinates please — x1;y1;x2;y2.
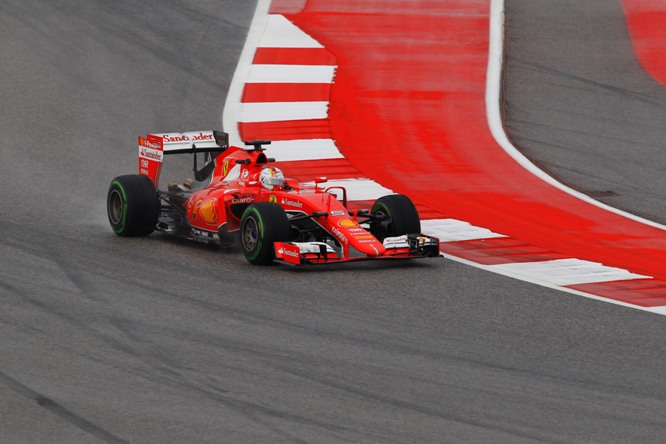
200;199;217;224
338;218;358;227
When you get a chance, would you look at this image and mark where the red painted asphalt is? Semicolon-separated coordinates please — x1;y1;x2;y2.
621;0;666;88
270;0;666;282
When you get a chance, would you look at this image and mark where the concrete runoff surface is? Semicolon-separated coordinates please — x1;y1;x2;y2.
1;0;666;442
503;0;666;226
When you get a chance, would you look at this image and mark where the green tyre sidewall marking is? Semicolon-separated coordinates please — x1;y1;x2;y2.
375;202;392;233
375;203;390;218
110;180;128;235
246;208;264;262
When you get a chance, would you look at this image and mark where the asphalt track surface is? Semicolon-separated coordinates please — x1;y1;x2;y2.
504;0;666;226
1;1;666;443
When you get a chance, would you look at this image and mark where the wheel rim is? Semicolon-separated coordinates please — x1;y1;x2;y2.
108;189;124;225
242;216;259;251
372;210;392;240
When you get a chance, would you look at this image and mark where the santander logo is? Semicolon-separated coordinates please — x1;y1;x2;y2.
163;132;214;143
139;147;162;160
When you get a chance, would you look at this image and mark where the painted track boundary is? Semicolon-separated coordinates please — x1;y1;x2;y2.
222;0;666;314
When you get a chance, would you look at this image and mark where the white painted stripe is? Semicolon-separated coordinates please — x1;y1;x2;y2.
266;139;342;161
421;218;506;242
489;259;651;286
223;0;271;146
487;0;666;233
259;15;323;48
647;306;666;315
246;64;335;83
239;101;329;123
302;178;394;201
442;253;660;313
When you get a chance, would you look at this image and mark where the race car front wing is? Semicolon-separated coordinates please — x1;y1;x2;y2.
274;234;440;266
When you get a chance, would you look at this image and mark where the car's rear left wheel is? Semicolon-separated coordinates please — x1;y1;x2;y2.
107;175;159;237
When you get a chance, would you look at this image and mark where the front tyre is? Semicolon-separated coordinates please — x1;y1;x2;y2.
370;194;421;242
107;175;159;237
240;203;290;265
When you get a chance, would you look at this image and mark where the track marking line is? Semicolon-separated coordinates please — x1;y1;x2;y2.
264;139;343;161
239;101;329;122
489;258;651;286
421;219;507;243
246;65;336;83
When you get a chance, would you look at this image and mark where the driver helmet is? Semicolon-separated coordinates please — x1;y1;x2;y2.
259;166;285;190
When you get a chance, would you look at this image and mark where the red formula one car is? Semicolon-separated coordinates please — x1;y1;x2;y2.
106;130;439;265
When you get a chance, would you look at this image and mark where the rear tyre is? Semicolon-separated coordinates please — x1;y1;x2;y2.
370;194;421;242
240;203;290;265
107;175;159;237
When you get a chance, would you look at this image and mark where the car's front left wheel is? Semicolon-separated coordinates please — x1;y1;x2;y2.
369;194;421;242
240;202;290;265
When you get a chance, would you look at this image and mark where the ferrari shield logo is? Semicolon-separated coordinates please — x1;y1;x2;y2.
223;160;229;176
269;195;277;203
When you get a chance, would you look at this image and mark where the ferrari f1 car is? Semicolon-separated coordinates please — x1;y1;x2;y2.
106;130;440;265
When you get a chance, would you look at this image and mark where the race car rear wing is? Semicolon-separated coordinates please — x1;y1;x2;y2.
157;130;229;154
138;130;229;187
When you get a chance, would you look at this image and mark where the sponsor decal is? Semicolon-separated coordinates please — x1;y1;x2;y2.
384;235;408;245
223;160;229;176
275;243;301;264
191;132;213;141
231;196;253;204
281;197;303;208
241;169;249;178
139;135;162;150
163;132;214;143
269;195;277;203
331;210;346;216
354;234;375;240
139;147;163;161
278;248;300;258
140;159;149;168
140;168;149;175
192;227;219;240
331;226;348;244
338;218;358;228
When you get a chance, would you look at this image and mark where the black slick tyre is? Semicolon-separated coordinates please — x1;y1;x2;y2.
370;194;421;242
240;202;290;265
107;175;159;237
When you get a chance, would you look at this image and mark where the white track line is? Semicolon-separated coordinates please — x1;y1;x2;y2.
266;139;343;161
300;178;394;201
239;101;329;122
490;259;651;286
223;0;271;146
421;219;507;242
259;15;323;48
246;65;336;83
